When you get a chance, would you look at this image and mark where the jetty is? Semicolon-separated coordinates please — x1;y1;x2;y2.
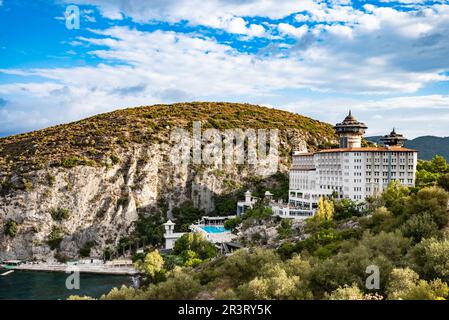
13;260;138;275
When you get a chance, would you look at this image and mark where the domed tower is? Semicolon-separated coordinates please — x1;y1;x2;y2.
380;128;406;147
335;111;368;148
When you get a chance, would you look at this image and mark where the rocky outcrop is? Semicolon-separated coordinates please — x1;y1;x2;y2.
0;103;336;261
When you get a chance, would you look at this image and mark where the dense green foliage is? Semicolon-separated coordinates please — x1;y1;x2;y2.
50;208;71;221
80;178;449;300
173;233;218;267
416;155;449;188
0;102;336;176
79;241;96;258
4;219;18;237
47;226;65;250
172;201;205;232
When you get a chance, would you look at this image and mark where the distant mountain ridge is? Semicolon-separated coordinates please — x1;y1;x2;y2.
366;135;449;161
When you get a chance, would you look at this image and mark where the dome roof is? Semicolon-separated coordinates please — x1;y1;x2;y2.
335;111;368;132
343;110;357;123
380;128;406;146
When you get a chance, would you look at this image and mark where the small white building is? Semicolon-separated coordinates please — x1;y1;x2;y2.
163;220;185;250
236;190;258;216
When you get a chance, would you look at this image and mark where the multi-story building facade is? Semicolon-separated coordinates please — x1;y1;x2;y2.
272;112;418;219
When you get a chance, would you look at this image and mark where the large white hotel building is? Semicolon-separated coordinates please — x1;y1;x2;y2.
271;112;418;219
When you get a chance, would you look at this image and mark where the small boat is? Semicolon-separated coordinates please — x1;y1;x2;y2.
1;270;14;276
0;260;23;270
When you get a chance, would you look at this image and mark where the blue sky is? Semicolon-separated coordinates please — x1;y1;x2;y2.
1;0;449;138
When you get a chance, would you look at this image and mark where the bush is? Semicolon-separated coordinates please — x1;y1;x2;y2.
79;241;96;258
408;236;449;282
173;233;218;266
138;267;202;300
50;208;71;221
172;201;204;232
224;217;241;232
134;211;165;247
47;226;65;250
4;220;18;237
386;268;449;300
405;186;449;229
56;156;95;168
135;250;166;283
438;173;449;192
277;219;293;239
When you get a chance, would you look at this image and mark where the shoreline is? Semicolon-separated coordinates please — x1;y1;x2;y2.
9;263;139;276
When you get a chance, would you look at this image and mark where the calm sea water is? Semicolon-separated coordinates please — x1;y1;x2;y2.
0;270;132;300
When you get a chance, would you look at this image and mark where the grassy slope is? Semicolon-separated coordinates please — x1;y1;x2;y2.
0;102;336;175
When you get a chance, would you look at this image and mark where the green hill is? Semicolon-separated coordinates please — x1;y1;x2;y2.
366;135;449;161
0;101;336;174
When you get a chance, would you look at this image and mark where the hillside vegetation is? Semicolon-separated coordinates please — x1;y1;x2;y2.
0;102;336;175
72;178;449;301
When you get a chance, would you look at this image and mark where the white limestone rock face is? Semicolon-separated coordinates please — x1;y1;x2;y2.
0;135;299;261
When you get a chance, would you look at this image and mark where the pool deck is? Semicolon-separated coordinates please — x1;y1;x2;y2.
191;224;236;243
14;262;139;275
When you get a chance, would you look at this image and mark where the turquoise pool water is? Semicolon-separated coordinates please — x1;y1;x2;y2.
200;226;228;234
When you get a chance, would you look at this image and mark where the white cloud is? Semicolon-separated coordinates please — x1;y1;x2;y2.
283;95;449;138
3;1;449;136
278;23;308;38
64;0;319;22
209;15;267;37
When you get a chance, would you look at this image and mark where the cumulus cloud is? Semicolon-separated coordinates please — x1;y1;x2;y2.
2;0;449;137
278;23;308;38
284;95;449;138
62;0;317;23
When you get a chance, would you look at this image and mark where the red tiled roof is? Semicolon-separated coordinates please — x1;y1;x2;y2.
317;147;417;153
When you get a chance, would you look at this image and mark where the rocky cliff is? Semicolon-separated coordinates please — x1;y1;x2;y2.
0;102;337;260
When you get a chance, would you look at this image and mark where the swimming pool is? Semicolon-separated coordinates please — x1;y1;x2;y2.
200;226;228;234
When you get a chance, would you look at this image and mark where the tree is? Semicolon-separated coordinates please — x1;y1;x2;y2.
277;219;293;239
135;250;166;283
4;220;18;237
138;267;202;300
333;198;360;220
315;197;334;222
386;268;449;300
438;173;449;192
326;284;382;300
134;211;165;247
431;155;448;173
408;237;449;282
405;186;449;228
239;264;303;300
381;180;410;216
416;156;449;187
220;248;281;285
101;285;138;300
173;233;218;266
368;206;397;233
224;217;241;232
400;213;439;243
172;201;205;232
